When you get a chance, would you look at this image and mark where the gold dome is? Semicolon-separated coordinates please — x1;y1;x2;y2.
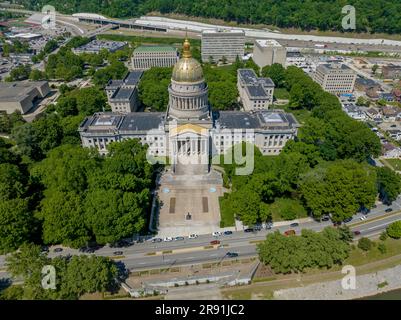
172;39;204;83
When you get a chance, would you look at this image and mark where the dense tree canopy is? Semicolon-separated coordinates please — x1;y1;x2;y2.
4;244;119;300
257;227;351;273
376;167;401;204
17;1;401;34
300;160;377;221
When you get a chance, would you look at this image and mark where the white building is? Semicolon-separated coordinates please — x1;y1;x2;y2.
237;69;275;111
105;71;143;113
201;29;245;63
313;63;357;94
132;45;179;70
79;39;298;169
253;39;286;69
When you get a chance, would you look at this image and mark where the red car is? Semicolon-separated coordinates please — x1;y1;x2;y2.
354;231;361;236
210;240;221;245
284;230;296;236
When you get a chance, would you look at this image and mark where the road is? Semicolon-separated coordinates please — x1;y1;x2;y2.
1;197;401;279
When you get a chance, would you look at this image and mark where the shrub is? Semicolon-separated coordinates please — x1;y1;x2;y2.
378;243;387;254
358;237;373;251
380;231;388;241
387;221;401;239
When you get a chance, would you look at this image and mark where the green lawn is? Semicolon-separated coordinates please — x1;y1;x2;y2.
219;195;235;227
386;159;401;171
345;238;401;266
273;88;290;100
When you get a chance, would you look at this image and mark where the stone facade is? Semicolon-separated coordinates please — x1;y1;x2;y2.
237;69;274;111
132;45;179;70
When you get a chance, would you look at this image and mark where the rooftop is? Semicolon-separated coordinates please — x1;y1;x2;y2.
79;112;165;133
286;51;303;58
255;39;282;48
124;71;144;86
202;29;245;35
111;87;136;101
134;45;177;53
319;63;353;72
214;110;298;130
74;40;126;53
0;81;47;102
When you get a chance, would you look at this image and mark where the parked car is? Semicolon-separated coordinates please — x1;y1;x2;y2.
113;251;123;255
343;217;353;223
164;237;173;242
226;252;239;258
79;247;95;253
321;216;330;222
244;228;254;233
151;238;163;243
253;225;262;231
223;231;233;235
53;248;63;253
41;246;49;253
353;231;361;236
212;231;222;237
210;240;220;245
188;234;198;239
174;236;185;241
360;216;367;221
385;208;393;213
290;223;299;227
265;222;273;229
284;230;296;236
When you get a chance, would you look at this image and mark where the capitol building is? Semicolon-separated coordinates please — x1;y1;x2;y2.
79;39;299;175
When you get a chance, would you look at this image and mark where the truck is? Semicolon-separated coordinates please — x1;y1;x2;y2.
315;43;327;48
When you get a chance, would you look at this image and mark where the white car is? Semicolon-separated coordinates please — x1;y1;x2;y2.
163;237;173;242
188;234;198;239
360;215;367;221
212;231;222;237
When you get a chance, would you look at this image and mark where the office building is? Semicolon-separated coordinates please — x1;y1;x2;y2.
201;29;245;63
237;69;275;111
80;39;297;161
313;63;357;94
105;71;143;113
132;45;179;70
253;39;286;69
0;81;50;114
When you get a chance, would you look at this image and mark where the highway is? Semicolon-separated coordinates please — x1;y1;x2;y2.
1;197;401;279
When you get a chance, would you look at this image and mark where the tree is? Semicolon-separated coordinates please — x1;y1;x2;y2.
138;67;172;111
11;123;42;160
0;199;33;254
29;69;47;81
257;227;350;273
37;191;90;248
300;160;377;221
56;255;118;299
7;64;31;81
358;237;373;251
377;167;401;204
84;189;148;244
0;163;26;200
387;221;401;239
261;63;286;87
378;243;387;254
5;243;49;299
372;64;379;75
